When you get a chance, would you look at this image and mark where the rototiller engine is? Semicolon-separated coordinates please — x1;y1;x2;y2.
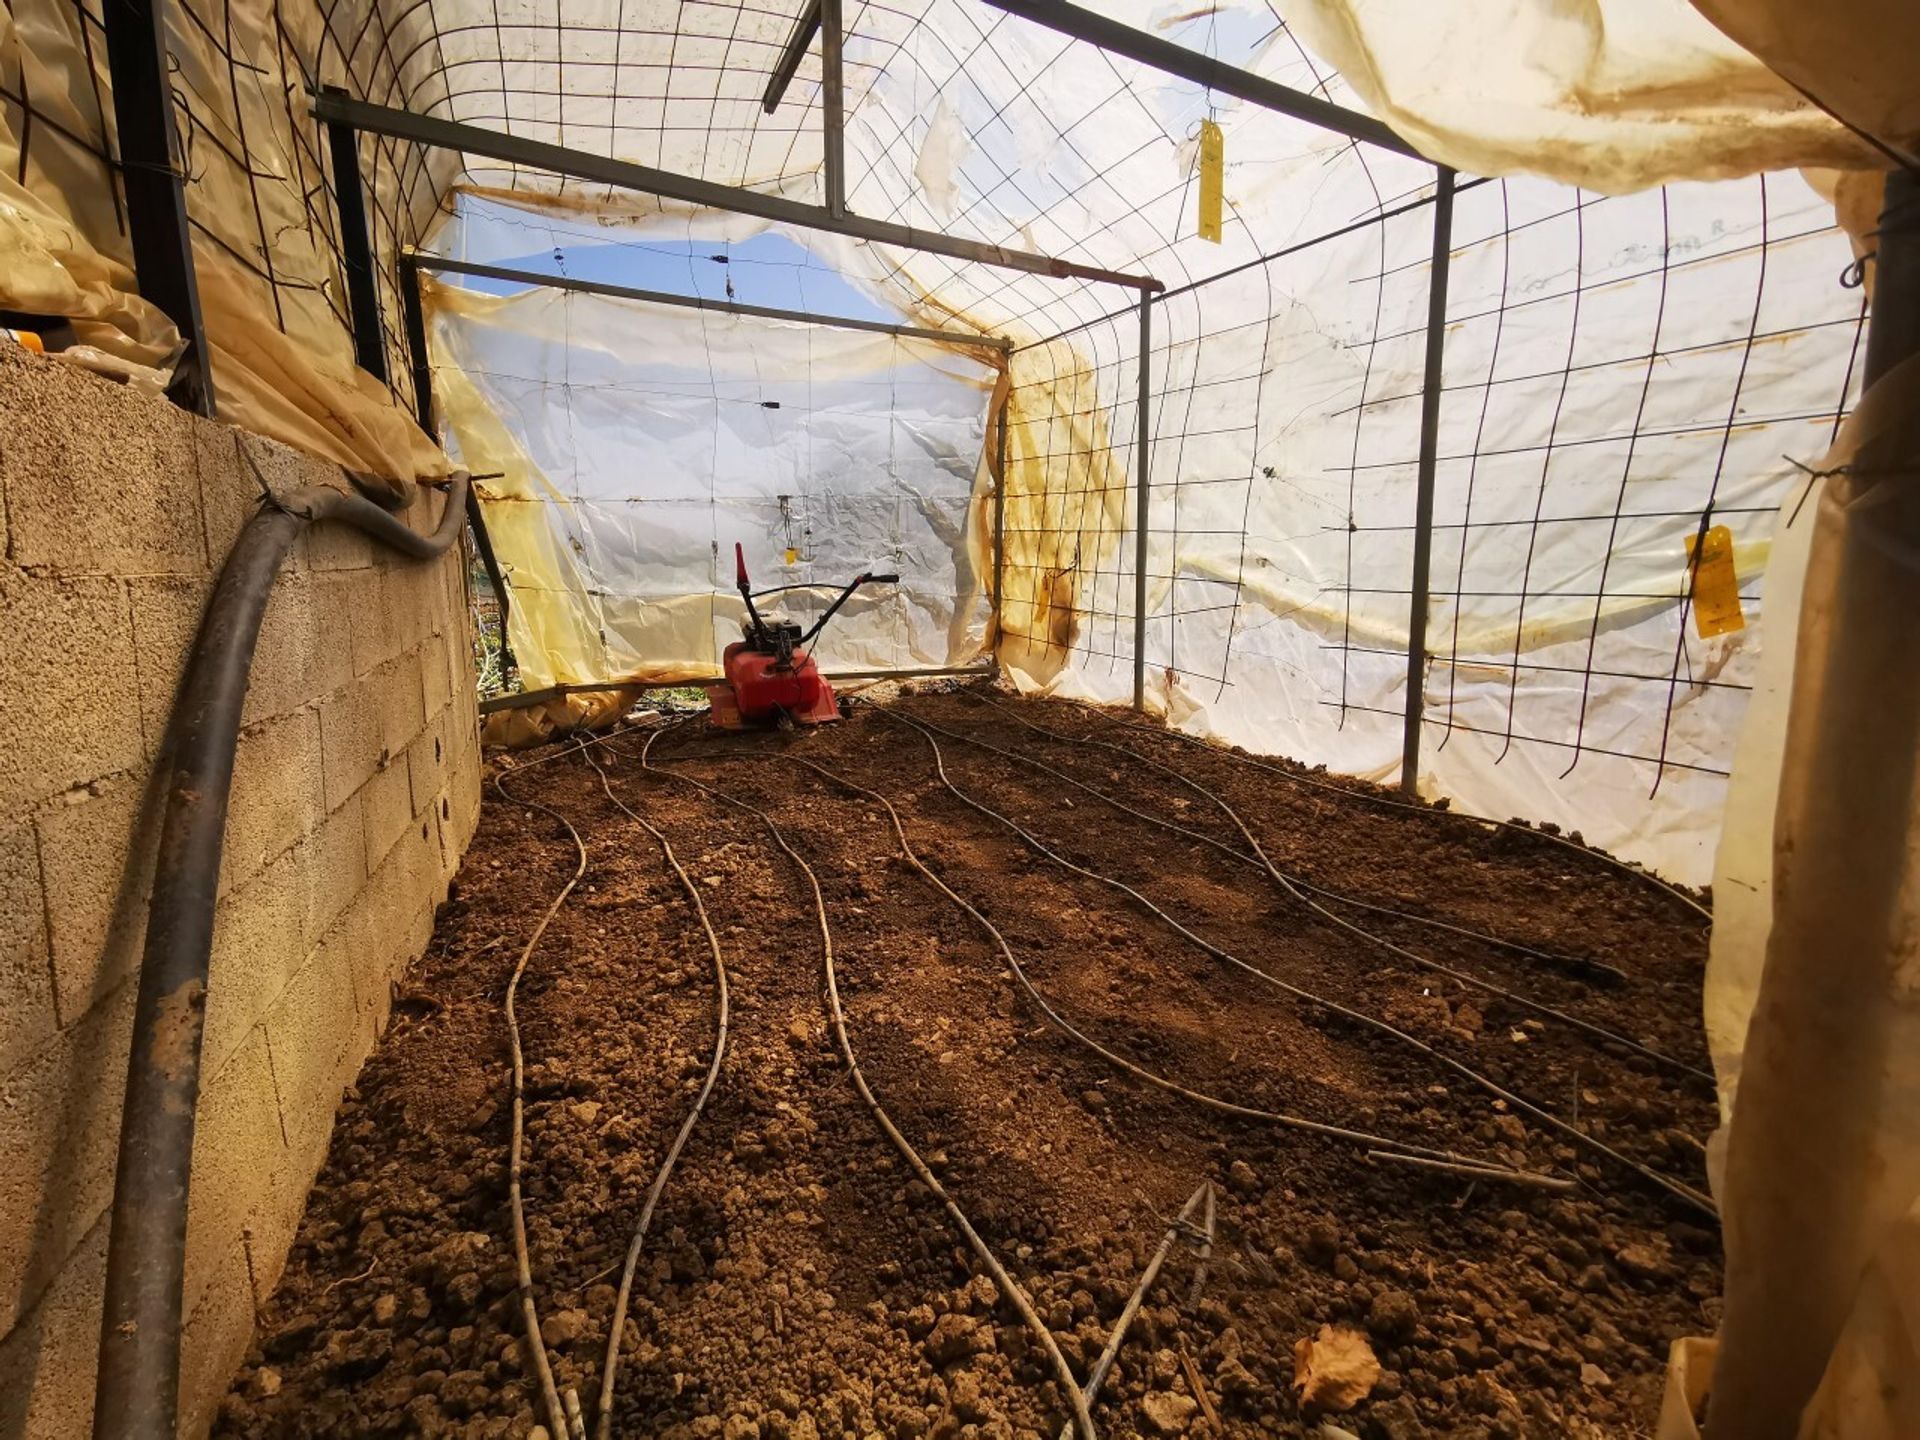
707;543;897;730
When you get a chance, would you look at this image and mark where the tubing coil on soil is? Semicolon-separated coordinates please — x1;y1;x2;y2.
581;740;731;1440
758;747;1562;1186
967;695;1709;1085
492;747;595;1440
874;707;1716;1220
613;727;1100;1440
94;472;470;1440
1065;698;1715;924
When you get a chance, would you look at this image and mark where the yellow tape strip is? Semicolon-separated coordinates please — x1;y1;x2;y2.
1198;120;1223;244
1686;524;1746;638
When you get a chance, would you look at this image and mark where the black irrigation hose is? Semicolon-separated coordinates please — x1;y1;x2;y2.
934;701;1624;986
964;697;1707;1085
762;747;1564;1188
580;742;731;1440
608;729;1099;1440
875;709;1718;1220
94;474;470;1440
492;749;593;1440
1064;698;1716;924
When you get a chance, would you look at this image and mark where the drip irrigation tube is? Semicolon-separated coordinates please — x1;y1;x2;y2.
93;474;470;1440
939;700;1624;986
1065;699;1715;924
580;742;731;1440
966;697;1706;1084
607;728;1099;1440
874;708;1717;1219
492;750;593;1440
751;746;1560;1186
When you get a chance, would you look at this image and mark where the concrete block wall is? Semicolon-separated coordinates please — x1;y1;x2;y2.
0;343;484;1436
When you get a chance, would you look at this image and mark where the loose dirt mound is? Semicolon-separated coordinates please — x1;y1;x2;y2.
215;688;1721;1440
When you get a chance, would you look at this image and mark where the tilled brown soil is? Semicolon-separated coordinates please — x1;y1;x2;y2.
215;687;1722;1440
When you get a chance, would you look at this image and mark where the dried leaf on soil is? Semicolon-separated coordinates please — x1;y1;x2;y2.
1291;1324;1381;1414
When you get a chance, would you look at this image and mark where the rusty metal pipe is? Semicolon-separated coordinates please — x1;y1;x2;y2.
92;473;470;1440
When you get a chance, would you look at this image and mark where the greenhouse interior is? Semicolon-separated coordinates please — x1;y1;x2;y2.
0;0;1915;1437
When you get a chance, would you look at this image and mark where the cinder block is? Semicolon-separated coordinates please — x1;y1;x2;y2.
374;648;426;758
0;981;133;1337
0;349;206;575
294;790;367;955
360;755;413;875
0;569;143;812
245;571;354;728
201;857;306;1082
178;1230;256;1440
405;706;449;820
366;816;440;990
347;566;401;676
126;573;203;759
263;939;357;1203
0;823;56;1075
219;708;325;897
421;626;455;720
317;676;384;815
324;885;387;1052
35;771;158;1027
0;1211;108;1438
183;1025;285;1319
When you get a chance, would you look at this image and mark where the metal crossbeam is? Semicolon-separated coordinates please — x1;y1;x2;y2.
103;0;215;414
762;0;822;112
310;91;1162;292
981;0;1422;161
410;254;1013;350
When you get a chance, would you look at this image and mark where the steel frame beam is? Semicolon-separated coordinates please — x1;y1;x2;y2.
762;0;821;113
322;96;388;382
310;91;1161;292
981;0;1422;161
397;254;518;674
103;0;215;414
1132;292;1152;711
410;254;1012;350
820;0;846;218
1399;167;1455;794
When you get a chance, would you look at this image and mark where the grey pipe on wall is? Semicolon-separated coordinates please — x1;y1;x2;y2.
91;472;472;1440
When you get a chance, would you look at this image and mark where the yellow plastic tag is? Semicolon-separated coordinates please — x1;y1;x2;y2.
1197;120;1224;244
784;547;799;565
1686;524;1745;638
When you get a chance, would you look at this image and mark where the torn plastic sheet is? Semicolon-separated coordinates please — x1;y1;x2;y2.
423;275;1000;692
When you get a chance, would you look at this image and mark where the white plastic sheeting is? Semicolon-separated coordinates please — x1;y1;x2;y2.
423;272;998;689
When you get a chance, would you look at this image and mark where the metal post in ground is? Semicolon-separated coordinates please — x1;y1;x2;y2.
1399;166;1456;795
820;0;845;219
1133;292;1153;711
103;0;214;415
321;93;388;382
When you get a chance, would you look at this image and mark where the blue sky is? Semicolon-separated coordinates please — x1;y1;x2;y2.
440;229;898;324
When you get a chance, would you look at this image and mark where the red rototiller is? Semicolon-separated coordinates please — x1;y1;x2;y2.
707;543;897;730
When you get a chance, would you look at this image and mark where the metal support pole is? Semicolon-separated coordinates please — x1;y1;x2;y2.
396;254;433;432
411;254;1010;350
820;0;846;219
396;254;515;675
1399;167;1455;795
762;0;822;113
312;92;1162;293
982;0;1421;161
103;0;214;415
322;96;388;382
1133;293;1153;712
993;377;1009;640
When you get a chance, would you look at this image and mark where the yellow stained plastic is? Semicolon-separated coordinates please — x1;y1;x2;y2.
1197;121;1224;244
1687;524;1746;638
